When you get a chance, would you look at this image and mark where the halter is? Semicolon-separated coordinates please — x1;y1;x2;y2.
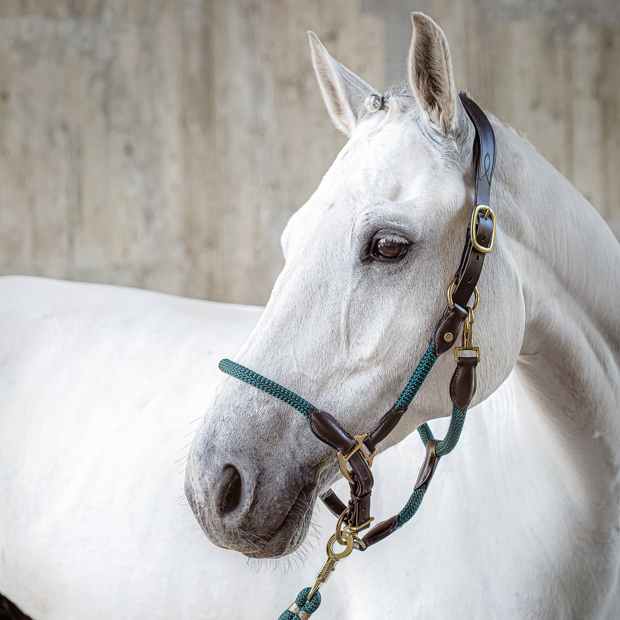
219;93;496;619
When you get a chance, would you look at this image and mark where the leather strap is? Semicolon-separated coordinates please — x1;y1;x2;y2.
432;93;495;355
450;356;478;410
310;409;374;529
313;94;495;549
364;406;407;453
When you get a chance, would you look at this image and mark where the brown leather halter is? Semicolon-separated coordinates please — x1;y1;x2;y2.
302;92;496;549
219;92;496;612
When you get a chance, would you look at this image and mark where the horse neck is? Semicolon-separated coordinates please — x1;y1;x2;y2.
495;120;620;479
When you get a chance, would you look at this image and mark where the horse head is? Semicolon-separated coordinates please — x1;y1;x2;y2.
186;13;523;558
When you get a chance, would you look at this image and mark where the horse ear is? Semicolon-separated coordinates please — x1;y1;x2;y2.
308;31;379;137
408;13;458;133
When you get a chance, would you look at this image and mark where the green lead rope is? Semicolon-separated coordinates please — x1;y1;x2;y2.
219;343;467;619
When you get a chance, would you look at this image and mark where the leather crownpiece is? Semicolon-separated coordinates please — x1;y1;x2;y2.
450;356;478;410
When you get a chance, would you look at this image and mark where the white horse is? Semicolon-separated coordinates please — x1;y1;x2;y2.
2;12;620;619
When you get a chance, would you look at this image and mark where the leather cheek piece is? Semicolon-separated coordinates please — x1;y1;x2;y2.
432;303;468;356
308;409;356;454
450;356;478;410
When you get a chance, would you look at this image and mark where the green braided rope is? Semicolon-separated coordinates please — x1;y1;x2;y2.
394;344;438;409
219;359;316;420
436;406;467;457
219;343;438;420
397;405;467;527
219;345;468;616
279;588;321;619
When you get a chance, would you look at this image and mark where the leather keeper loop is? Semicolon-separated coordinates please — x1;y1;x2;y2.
358;515;399;550
309;409;356;453
413;439;440;490
365;406;407;453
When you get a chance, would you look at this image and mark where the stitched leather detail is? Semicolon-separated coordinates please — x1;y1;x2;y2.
308;409;356;453
365;406;407;452
432;304;467;356
360;515;399;549
450;357;478;410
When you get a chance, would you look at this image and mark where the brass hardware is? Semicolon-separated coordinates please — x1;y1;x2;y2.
447;277;479;312
307;531;355;601
470;204;496;253
335;508;349;545
344;517;374;533
298;612;311;620
335;507;374;546
443;332;453;342
455;307;481;362
288;603;300;614
337;434;376;484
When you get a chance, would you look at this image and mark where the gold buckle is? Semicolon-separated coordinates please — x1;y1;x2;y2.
470;204;496;253
337;434;376;484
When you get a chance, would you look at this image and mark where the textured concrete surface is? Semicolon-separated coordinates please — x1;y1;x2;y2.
0;0;618;305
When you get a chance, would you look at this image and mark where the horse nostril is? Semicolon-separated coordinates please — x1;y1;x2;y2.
219;464;243;515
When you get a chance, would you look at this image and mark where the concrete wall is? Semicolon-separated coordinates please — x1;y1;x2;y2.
0;0;618;305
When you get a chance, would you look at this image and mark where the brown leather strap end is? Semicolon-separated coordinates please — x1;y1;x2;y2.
320;489;347;518
413;438;440;490
432;304;467;356
364;406;407;453
359;515;399;550
450;356;478;410
308;409;356;453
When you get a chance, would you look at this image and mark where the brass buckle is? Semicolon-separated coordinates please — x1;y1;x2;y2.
470;204;496;253
337;434;376;484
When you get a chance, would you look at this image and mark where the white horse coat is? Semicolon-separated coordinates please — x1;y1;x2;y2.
2;12;620;620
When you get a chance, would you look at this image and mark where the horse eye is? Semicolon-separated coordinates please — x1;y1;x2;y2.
371;237;408;260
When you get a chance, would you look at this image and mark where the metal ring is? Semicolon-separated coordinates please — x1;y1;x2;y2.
446;277;480;312
335;508;349;546
327;531;354;560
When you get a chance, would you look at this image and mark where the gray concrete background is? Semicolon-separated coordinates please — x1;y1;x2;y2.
0;0;618;305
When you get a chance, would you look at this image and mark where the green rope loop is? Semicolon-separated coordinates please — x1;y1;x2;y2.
278;588;321;619
219;344;468;615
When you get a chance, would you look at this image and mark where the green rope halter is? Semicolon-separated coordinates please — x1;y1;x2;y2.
219;343;467;619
